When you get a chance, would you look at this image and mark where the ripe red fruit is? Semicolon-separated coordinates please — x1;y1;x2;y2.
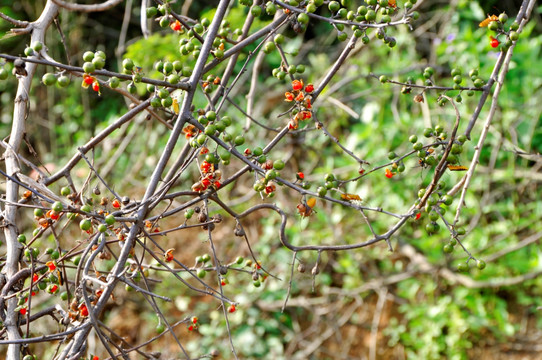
164;248;175;262
192;316;198;324
188;325;194;331
170;20;181;31
79;304;89;317
33;274;39;282
305;84;314;93
92;81;100;92
296;172;305;180
228;304;236;313
83;74;94;85
50;210;60;220
292;79;303;91
20;308;27;315
284;92;294;102
385;168;394;178
415;213;421;220
112;199;121;208
490;36;499;48
46;261;57;272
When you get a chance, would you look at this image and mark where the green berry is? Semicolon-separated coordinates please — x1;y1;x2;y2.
234;135;245;146
17;234;27;243
297;13;309;25
105;214;116;225
109;76;120;88
457;262;469;272
122;58;134;71
146;6;157;17
92;56;105;70
328;1;340;12
98;224;107;233
476;260;486;270
510;31;519;41
0;68;8;80
498;13;508;23
80;219;92;231
57;75;70;87
443;244;453;253
197;269;206;278
42;73;57;86
82;51;94;62
52;201;64;212
82;62;95;73
365;9;376;21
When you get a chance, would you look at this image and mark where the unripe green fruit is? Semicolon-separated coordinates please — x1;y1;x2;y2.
161;96;173;107
379;75;388;83
337;32;348;42
274;34;285;44
263;41;275;54
234;135;245;146
442;195;453;206
443;244;453;253
473;78;484;88
159;17;170;27
146;6;157;17
423;128;433;137
488;21;499;31
413;142;423;151
273;160;285;170
98;224;107;233
297;13;309;24
451;143;463;154
83;51;94;62
457;263;469;272
317;186;327;197
82;62;95;73
266;2;277;15
0;68;8;80
42;73;57;86
509;31;519;41
24;47;34;57
365;9;376;21
109;76;120;88
150;96;161;108
127;82;137;94
328;1;340;12
510;21;519;31
18;234;27;243
476;260;486;270
498;13;508;23
80;219;92;231
409;135;418;143
57;75;70;87
52;201;64;212
105;214;116;225
122;58;134;71
92;56;105;69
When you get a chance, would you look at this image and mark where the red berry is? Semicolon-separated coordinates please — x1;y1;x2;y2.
284;92;294;102
296;172;305;180
228;304;236;313
188;325;194;331
79;304;89;317
490;36;499;48
305;84;314;93
192;316;198;324
385;168;394;178
415;213;421;220
112;199;121;208
92;81;100;92
20;308;27;315
83;75;94;85
292;79;303;91
33;274;39;282
46;261;56;272
170;20;181;31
